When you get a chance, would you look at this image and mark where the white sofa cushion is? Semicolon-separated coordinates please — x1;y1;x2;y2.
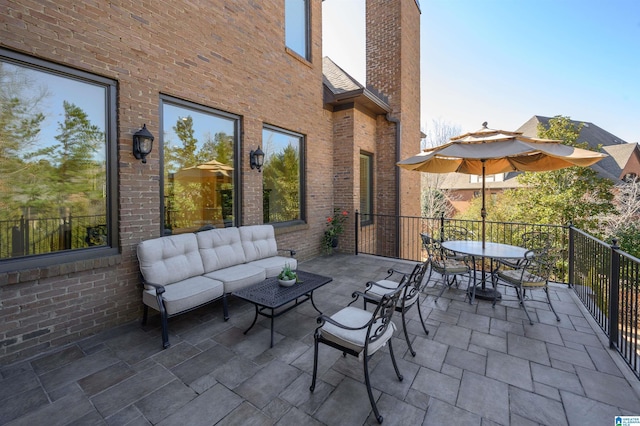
142;276;224;315
196;227;246;273
240;225;279;262
204;264;266;293
137;233;204;288
247;257;298;278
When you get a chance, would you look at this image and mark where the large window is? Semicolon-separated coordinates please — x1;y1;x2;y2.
262;126;303;224
0;49;116;270
161;97;239;234
360;153;373;225
285;0;310;60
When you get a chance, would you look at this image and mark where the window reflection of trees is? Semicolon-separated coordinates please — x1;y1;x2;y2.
262;127;301;224
0;61;107;259
162;107;236;234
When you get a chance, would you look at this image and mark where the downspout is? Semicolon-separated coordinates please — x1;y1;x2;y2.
386;113;401;258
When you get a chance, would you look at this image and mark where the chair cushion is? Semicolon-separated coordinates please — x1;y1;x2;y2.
240;225;279;262
432;259;469;274
320;306;396;356
196;227;246;273
498;269;545;287
143;276;224;315
248;256;298;278
366;279;401;298
137;233;204;288
204;264;266;293
366;280;419;308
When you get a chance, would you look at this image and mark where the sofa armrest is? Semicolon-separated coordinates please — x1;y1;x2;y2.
278;248;296;257
141;279;166;296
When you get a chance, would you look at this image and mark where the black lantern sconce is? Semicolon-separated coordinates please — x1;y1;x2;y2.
250;146;265;172
133;124;154;164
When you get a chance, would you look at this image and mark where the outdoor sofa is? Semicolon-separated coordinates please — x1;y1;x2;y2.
137;224;297;348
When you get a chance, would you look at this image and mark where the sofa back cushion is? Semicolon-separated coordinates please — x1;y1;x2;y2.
240;225;278;262
137;233;204;287
196;227;246;272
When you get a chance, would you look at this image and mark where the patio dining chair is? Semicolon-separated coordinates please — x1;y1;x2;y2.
362;261;430;357
310;280;406;424
422;235;472;302
501;230;552;270
442;224;475;241
491;248;560;325
441;224;475;262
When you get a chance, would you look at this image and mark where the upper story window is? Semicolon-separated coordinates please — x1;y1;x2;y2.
161;97;239;234
285;0;310;60
262;125;304;224
0;49;117;271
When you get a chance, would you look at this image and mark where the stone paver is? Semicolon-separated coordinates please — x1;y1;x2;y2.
1;254;639;425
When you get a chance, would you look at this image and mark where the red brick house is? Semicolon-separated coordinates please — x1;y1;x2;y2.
0;1;422;363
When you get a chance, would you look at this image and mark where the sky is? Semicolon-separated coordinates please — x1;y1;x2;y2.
323;0;640;144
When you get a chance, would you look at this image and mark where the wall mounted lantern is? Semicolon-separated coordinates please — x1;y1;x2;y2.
250;146;265;172
133;124;154;163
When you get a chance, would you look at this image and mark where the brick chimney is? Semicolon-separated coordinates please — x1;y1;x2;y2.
366;0;422;219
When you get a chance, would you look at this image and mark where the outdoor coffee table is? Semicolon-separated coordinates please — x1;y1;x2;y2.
233;270;332;347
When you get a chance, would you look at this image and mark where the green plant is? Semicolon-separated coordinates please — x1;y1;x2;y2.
278;263;297;281
321;208;349;253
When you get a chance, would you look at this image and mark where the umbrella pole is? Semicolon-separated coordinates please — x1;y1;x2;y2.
481;160;486;249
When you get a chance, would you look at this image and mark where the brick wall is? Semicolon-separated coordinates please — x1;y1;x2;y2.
366;0;422;258
0;0;332;364
366;0;422;219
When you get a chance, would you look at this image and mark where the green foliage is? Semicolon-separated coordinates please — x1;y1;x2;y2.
262;144;300;222
164;116;198;171
613;222;640;258
321;208;348;254
278;263;297;281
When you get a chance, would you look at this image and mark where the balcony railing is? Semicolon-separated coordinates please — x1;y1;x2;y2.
570;227;640;377
356;212;568;281
0;214;106;259
356;212;640;379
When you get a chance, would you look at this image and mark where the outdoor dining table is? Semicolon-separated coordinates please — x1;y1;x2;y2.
441;240;528;303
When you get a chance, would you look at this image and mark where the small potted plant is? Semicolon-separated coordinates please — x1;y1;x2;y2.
278;263;297;287
322;208;349;254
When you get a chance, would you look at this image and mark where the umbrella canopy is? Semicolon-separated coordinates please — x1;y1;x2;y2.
398;126;607;175
397;124;608;247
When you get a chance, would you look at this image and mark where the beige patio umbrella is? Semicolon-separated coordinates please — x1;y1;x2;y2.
397;123;608;247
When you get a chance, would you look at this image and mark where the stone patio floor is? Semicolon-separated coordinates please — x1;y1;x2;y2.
1;254;639;425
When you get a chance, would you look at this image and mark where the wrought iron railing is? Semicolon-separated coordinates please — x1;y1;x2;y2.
356;212;640;379
356;212;568;282
0;214;106;259
570;226;640;378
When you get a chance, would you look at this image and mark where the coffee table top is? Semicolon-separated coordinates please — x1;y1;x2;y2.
233;270;332;309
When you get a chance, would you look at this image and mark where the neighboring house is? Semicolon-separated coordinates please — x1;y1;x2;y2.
438;115;639;214
0;1;422;364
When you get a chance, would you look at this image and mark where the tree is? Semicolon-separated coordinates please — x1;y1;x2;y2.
45;101;104;215
0;62;47;219
263;144;299;222
598;178;640;257
497;116;614;230
164;116;199;172
420;119;461;218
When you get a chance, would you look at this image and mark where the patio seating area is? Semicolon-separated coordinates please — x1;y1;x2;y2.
1;254;639;425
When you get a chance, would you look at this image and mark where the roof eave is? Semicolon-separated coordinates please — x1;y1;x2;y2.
326;87;391;114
